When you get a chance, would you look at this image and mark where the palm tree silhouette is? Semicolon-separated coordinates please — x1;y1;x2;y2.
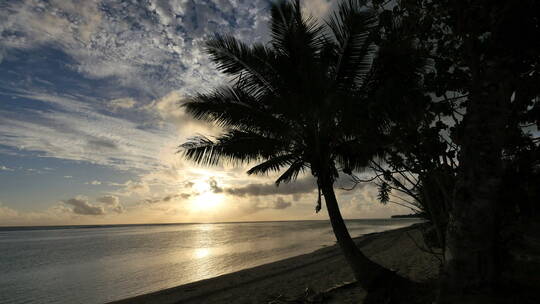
181;0;414;296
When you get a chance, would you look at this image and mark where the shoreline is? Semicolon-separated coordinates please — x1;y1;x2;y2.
110;223;438;304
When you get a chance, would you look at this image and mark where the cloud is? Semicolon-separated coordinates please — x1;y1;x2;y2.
86;180;102;185
0;0;277;186
0;202;19;218
144;90;218;140
0;90;173;172
97;195;119;205
271;197;292;209
0;0;272;96
64;175;73;179
64;196;106;215
0;201;70;226
224;177;317;197
108;98;137;111
238;196;293;215
142;193;191;204
62;195;126;215
209;177;223;193
167;193;191;200
301;0;335;19
114;180;151;195
86;138;119;151
0;165;13;171
97;195;124;213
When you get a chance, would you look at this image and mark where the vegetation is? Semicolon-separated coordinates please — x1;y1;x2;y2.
372;1;540;302
181;0;540;303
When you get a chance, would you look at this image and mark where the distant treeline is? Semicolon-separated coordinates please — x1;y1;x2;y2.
391;213;425;219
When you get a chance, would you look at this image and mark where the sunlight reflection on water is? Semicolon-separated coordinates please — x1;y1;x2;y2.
194;247;210;259
0;219;420;304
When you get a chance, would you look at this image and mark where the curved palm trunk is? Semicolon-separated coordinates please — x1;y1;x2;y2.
318;174;401;292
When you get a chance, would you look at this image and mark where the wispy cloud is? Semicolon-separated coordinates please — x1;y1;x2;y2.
109;180;151;195
142;193;191;205
86;180;102;185
0;165;13;171
0;90;174;172
108;98;137;111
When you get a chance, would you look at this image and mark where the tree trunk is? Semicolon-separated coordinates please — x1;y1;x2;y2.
318;173;422;303
440;61;512;302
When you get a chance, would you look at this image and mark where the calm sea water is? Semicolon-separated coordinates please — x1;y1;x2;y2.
0;219;419;304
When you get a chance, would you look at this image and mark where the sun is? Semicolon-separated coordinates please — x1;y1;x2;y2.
191;180;224;211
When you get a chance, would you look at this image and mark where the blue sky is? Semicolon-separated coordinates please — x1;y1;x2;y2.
0;0;408;225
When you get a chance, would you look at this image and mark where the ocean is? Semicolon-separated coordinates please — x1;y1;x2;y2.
0;219;419;304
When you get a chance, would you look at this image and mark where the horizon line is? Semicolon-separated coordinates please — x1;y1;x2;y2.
0;217;420;230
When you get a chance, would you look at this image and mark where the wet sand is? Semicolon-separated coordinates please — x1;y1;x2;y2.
110;224;439;304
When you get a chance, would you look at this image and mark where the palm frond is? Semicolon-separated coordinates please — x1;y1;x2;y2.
181;131;285;166
205;34;277;96
333;137;386;173
326;0;377;91
362;20;428;121
275;160;306;185
184;87;287;134
270;0;326;58
247;153;298;175
270;0;297;53
378;182;391;204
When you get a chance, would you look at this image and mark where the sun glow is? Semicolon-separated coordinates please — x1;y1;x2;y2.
191;180;224;211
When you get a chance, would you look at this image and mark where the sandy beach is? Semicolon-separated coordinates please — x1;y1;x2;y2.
111;223;439;304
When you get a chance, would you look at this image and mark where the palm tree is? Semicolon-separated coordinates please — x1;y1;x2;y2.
181;0;417;297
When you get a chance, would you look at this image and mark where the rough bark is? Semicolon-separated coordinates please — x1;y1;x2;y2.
440;60;512;302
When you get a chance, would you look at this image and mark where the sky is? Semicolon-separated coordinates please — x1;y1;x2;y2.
0;0;409;226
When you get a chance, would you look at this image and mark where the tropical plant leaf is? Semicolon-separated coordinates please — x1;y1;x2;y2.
205;34;277;97
184;87;287;135
275;160;306;185
181;131;284;166
327;0;378;91
247;154;298;175
378;182;391;204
